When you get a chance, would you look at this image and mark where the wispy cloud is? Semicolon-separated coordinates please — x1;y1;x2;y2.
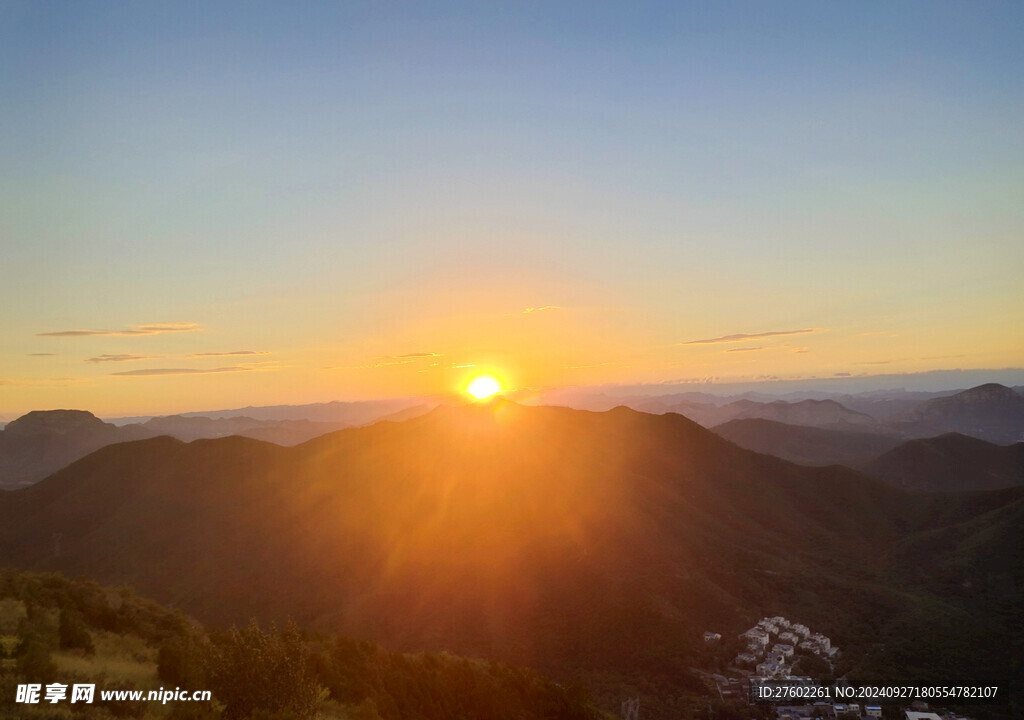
522;306;561;314
791;348;810;354
28;353;56;357
86;354;159;363
834;372;852;377
189;350;269;358
725;346;763;353
681;328;823;345
0;377;93;387
853;360;892;365
329;360;415;370
112;366;248;376
330;352;443;370
38;322;200;337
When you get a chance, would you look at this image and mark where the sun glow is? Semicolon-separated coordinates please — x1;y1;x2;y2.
465;375;503;400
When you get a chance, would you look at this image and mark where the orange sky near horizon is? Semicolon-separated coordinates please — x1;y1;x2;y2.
2;3;1022;419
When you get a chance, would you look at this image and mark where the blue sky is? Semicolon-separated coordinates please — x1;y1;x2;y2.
2;1;1022;415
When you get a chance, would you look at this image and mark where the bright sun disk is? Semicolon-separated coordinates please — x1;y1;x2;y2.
466;375;502;400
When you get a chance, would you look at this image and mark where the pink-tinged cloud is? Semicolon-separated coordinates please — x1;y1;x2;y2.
522;306;561;314
681;328;823;345
724;346;763;353
189;350;270;358
112;366;247;376
38;322;200;337
86;354;159;363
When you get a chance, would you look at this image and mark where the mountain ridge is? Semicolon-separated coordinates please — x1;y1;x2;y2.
2;401;1020;714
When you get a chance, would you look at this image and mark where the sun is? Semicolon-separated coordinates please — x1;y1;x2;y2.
465;375;503;401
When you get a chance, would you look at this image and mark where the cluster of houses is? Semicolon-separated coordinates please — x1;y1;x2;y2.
733;615;837;677
776;706;974;720
775;703;881;719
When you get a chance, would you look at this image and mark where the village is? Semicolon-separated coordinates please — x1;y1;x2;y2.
700;617;978;720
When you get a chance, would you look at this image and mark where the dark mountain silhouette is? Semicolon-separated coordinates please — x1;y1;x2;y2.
0;407;408;490
864;433;1024;493
712;418;901;467
0;410;149;489
1;402;1020;713
891;383;1024;444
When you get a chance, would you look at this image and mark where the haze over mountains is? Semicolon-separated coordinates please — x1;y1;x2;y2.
1;400;1021;718
2;384;1021;494
711;419;902;469
0;401;428;489
545;383;1024;442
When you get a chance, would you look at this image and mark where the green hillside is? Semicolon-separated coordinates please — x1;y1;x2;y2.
0;570;608;720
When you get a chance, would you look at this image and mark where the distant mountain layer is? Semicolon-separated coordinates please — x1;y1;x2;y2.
137;414;350;445
2;402;1021;711
0;405;426;489
864;433;1024;492
544;383;1024;445
633;397;878;430
892;383;1024;444
152;398;424;424
711;418;901;468
0;410;149;489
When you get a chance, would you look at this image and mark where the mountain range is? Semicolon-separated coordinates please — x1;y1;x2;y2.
3;384;1020;491
711;418;902;468
542;383;1024;444
2;401;1020;717
0;404;428;490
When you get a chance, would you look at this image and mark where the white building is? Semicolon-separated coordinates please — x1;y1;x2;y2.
742;628;770;647
772;643;794;658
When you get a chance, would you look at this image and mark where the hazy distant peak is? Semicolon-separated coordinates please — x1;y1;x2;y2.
4;409;111;436
948;383;1017;402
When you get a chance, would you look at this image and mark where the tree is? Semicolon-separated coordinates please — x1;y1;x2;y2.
205;620;325;720
58;608;95;655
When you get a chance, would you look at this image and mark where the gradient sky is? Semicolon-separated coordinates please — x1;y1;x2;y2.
2;1;1022;418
